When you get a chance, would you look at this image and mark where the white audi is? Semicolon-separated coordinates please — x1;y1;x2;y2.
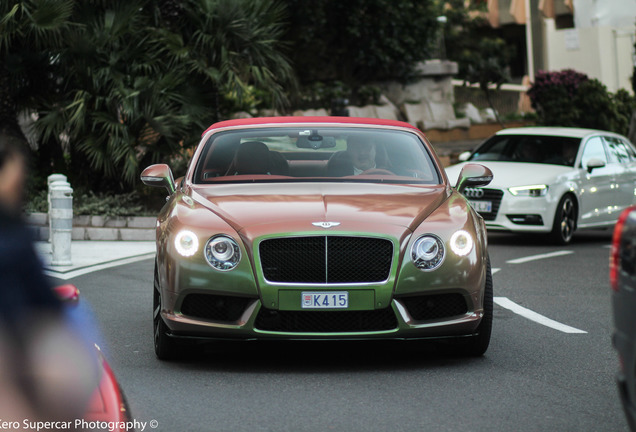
445;127;636;244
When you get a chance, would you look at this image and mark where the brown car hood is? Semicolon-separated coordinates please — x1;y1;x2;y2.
190;182;449;239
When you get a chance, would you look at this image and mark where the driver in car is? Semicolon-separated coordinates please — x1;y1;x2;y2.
348;137;377;174
328;136;391;176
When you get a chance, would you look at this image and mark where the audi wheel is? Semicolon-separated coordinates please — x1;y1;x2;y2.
550;194;577;245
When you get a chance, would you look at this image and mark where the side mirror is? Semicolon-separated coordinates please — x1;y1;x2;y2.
455;163;493;194
585;157;606;173
141;164;176;195
458;151;471;162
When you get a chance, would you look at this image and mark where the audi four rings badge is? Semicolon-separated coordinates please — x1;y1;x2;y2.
463;188;484;198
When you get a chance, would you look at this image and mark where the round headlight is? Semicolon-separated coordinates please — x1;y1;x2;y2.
450;230;473;256
205;235;241;271
411;235;445;271
175;230;199;257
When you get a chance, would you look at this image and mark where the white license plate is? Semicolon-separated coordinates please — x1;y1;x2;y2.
301;291;349;309
470;200;492;213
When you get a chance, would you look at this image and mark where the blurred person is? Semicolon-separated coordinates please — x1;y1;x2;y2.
0;134;61;336
0;134;67;337
0;133;99;425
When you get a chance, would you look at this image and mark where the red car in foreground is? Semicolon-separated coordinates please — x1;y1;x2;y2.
54;284;133;431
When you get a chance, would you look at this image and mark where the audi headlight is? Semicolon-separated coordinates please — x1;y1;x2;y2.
509;185;548;197
450;230;473;256
205;235;241;271
175;230;199;257
411;235;445;271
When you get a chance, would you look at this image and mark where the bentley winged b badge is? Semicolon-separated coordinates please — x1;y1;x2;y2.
312;222;341;229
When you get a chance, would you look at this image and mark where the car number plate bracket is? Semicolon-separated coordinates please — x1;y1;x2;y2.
301;291;349;309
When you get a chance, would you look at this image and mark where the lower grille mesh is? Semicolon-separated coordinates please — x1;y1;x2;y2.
255;308;398;332
400;294;468;321
180;294;252;322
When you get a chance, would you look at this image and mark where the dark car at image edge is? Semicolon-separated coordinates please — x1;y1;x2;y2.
611;205;636;431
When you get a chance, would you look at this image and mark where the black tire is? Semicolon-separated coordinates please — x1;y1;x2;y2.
450;256;493;357
550;194;577;245
153;264;179;360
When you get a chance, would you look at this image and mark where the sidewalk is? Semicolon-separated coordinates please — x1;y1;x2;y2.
36;240;156;280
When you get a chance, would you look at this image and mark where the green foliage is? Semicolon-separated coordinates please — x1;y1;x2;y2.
294;81;384;111
24;189;162;217
573;79;619;131
528;69;636;135
296;81;348;111
633;38;636;95
613;89;636;136
460;38;514;126
283;0;439;87
462;38;513;91
73;191;144;217
527;69;588;120
443;0;504;80
0;0;74;145
442;1;513;126
3;0;296;194
23;189;48;214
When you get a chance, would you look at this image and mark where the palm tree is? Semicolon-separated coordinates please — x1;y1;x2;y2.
157;0;296;119
0;0;73;148
37;1;192;188
36;0;296;190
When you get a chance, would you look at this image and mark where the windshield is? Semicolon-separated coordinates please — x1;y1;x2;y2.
469;134;581;167
192;127;441;184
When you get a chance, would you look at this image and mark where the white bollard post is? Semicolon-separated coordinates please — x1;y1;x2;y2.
47;174;67;243
49;180;73;266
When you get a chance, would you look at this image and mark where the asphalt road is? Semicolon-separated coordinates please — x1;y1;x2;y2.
59;229;629;432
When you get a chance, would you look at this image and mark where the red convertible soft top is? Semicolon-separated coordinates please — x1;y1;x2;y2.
203;116;418;136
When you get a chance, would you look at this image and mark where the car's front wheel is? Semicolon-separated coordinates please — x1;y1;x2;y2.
550;194;577;245
448;256;493;357
153;264;179;360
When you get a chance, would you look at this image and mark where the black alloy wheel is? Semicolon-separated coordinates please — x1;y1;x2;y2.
447;256;493;357
550;194;577;245
153;263;178;360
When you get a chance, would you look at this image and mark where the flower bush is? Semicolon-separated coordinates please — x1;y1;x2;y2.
527;69;636;135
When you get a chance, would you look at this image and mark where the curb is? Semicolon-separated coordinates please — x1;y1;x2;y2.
26;213;156;241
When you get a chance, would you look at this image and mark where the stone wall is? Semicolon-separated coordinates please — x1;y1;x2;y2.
26;213;156;241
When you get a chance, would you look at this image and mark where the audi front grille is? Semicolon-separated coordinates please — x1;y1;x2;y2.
463;188;504;221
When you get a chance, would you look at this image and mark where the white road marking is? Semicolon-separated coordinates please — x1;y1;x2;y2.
494;296;587;334
506;250;574;264
43;253;155;280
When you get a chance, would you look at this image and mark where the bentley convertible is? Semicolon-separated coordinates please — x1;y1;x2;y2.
141;116;494;359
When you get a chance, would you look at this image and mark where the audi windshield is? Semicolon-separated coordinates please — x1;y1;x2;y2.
468;134;580;167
